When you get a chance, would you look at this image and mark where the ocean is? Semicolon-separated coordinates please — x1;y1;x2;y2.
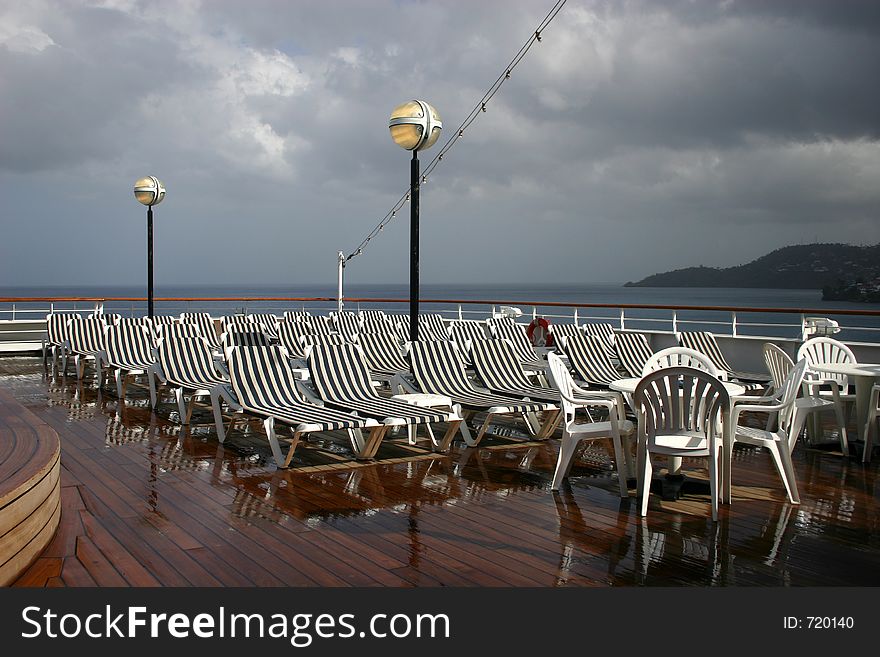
3;283;880;341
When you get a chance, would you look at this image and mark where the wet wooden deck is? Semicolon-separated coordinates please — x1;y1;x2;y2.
3;355;878;587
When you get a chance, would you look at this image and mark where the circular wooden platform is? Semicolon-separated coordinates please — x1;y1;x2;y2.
0;388;61;586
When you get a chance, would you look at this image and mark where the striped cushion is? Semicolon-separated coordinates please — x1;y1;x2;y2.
470;339;561;404
66;317;105;355
560;334;622;387
330;312;361;341
613;331;654;378
488;322;546;370
158;336;227;390
355;333;410;377
181;313;221;349
106;324;156;370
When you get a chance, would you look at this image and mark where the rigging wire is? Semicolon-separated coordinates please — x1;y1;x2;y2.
345;0;567;263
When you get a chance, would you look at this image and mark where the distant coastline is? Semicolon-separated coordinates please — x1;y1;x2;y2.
625;242;880;303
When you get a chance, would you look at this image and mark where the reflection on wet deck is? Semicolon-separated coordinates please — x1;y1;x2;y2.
3;356;878;587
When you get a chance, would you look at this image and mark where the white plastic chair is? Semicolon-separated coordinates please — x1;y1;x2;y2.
633;366;730;521
728;359;808;505
546;353;633;497
763;343;840;453
797;337;854;451
641;346;721;378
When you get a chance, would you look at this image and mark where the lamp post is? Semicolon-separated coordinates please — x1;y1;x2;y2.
133;176;166;319
389;100;442;341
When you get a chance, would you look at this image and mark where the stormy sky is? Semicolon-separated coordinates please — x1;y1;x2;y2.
1;0;878;288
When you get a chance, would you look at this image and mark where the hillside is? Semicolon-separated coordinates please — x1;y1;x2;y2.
624;243;880;298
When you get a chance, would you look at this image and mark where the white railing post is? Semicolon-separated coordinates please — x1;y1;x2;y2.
620;308;625;330
672;310;678;333
800;313;806;341
11;304;15;321
458;304;463;321
573;308;578;325
731;311;738;336
532;307;537;320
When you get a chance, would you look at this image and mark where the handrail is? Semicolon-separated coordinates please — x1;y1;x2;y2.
2;296;880;317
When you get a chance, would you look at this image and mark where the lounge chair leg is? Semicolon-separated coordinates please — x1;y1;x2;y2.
147;372;157;409
210;390;226;443
262;417;286;467
458;408;475;445
433;419;461;453
348;428;366;455
184;396;196;425
115;370;125;399
360;426;388;459
472;414;494;447
175;388;188;424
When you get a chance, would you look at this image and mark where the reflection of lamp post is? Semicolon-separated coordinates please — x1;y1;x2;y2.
389;100;442;341
133;176;166;318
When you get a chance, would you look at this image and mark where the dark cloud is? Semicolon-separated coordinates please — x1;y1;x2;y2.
0;0;877;287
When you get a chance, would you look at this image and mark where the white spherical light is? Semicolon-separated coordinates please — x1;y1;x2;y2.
133;176;166;206
389;100;442;151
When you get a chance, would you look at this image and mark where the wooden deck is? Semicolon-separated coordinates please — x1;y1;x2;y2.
2;355;878;587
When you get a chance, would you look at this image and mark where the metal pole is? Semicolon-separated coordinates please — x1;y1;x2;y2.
147;205;154;318
410;150;419;341
337;251;345;313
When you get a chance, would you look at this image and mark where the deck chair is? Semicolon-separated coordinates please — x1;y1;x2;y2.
307;343;462;453
221;328;273;350
583;322;616;347
545;352;633;496
613;331;654;378
65;316;108;385
763;343;841;453
100;313;121;326
105;323;160;407
225;345;390;464
679;331;769;387
284;310;313;322
330;311;361;342
417;314;451;341
468;338;562;437
559;334;623;388
355;332;411;388
359;313;399;336
277;321;337;360
157;322;206;342
729;359;808;505
487;320;548;371
247;313;280;339
449;321;489;365
156;335;237;436
43;312;77;372
548;322;583;348
180;312;221;350
634;367;730;521
407;339;552;447
797;337;855;451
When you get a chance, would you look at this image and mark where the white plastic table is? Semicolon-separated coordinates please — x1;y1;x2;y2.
810;362;880;446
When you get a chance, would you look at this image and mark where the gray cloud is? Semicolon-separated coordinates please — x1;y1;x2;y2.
0;0;878;288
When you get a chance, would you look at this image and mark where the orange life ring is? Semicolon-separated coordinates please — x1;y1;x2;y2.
526;317;553;347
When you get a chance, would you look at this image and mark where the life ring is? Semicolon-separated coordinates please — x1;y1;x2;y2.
526;317;553;347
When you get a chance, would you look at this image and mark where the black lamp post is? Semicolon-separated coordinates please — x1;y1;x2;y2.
389;100;442;341
133;176;166;319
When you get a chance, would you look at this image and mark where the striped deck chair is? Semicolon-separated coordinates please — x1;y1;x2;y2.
449;320;489;366
408;340;552;447
180;312;221;350
158;322;204;342
225;345;389;464
613;331;654;378
548;322;583;349
300;333;346;353
150;315;177;328
105;323;159;407
284;310;312;322
277;321;337;360
488;320;548;371
65;316;108;384
559;334;623;388
307;343;462;453
583;322;617;358
247;313;280;339
221;329;273;350
359;313;398;336
679;331;769;388
330;311;361;342
355;332;411;386
156;335;236;435
418;314;451;341
43;312;77;372
100;313;121;325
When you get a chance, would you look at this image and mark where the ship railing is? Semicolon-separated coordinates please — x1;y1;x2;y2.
3;297;880;345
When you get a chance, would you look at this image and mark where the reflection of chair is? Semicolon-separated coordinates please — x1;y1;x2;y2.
797;337;854;451
729;359;807;505
763;343;841;453
642;346;720;378
634;367;730;521
546;353;631;496
860;384;880;463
